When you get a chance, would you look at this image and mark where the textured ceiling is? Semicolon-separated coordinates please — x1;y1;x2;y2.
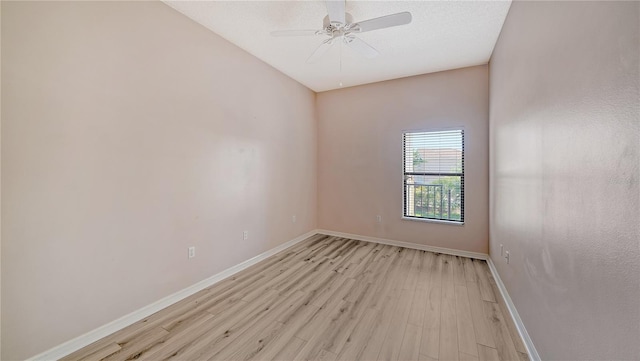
164;1;511;92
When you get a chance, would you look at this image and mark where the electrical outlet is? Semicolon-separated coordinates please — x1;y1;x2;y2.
292;215;296;223
188;246;195;259
243;230;248;240
376;215;382;223
505;251;510;264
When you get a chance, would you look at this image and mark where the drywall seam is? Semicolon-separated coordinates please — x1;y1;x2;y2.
25;229;319;361
317;229;489;260
487;258;541;361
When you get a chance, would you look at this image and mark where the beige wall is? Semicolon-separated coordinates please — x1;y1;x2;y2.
1;1;317;359
489;1;639;359
0;2;3;358
317;66;489;253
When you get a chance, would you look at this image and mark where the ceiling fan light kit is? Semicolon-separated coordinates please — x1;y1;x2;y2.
271;0;412;63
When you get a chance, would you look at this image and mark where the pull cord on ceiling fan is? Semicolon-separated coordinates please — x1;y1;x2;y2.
271;0;412;63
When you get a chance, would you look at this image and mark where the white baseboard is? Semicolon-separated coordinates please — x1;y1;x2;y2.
318;230;540;359
317;229;489;260
27;229;509;361
26;229;319;361
486;258;540;361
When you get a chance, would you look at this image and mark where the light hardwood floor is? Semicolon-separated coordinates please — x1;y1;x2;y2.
63;235;529;361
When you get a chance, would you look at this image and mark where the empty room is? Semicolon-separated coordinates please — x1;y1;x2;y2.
1;0;638;360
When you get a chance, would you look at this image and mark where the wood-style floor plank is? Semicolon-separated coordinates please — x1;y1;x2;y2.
272;336;306;360
463;257;479;284
518;351;530;361
296;277;355;341
295;277;375;359
208;291;308;360
466;280;496;349
251;303;318;361
138;312;216;361
482;264;528;355
317;349;338;361
420;253;443;359
343;242;383;279
73;343;120;361
60;342;120;361
419;354;439;361
482;301;521;361
398;323;422;361
455;285;478;357
358;248;410;360
452;256;467;286
377;288;414;361
460;351;480;361
439;255;459;361
477;344;500;361
102;327;168;361
327;282;376;354
335;307;379;360
407;251;433;327
473;260;497;303
66;235;528;361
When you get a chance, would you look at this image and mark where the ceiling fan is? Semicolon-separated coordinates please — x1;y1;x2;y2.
271;0;412;63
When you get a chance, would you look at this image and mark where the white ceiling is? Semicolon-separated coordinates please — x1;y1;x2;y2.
164;1;511;92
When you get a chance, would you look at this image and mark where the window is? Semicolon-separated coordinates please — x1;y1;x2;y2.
403;129;464;223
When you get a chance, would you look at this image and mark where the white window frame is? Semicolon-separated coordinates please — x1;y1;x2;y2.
401;127;465;226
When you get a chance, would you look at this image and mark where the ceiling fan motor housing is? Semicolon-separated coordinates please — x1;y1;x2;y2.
323;13;355;36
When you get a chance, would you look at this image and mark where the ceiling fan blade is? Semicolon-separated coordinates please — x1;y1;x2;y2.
325;0;345;24
307;39;335;63
271;30;322;37
344;36;379;59
353;12;412;33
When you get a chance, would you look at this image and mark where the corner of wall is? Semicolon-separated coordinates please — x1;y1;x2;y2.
313;91;320;231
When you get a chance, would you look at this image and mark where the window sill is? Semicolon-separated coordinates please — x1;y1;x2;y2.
402;216;465;226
